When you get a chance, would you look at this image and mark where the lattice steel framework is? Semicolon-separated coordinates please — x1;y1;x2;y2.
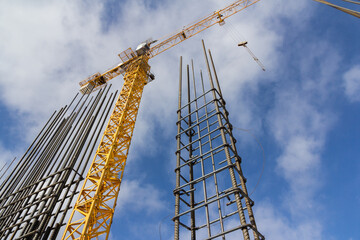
62;55;151;239
173;41;264;240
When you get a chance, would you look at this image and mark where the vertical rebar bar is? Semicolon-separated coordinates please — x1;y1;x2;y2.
0;85;122;240
174;56;182;240
208;49;224;101
209;48;260;240
202;39;251;240
191;61;211;238
0;157;16;182
187;64;196;240
199;70;226;239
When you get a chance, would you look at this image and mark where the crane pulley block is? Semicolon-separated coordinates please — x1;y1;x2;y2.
238;41;248;47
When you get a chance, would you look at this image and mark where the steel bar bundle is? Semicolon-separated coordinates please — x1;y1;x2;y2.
0;85;117;240
173;40;264;240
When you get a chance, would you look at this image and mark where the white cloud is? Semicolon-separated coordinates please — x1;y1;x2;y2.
0;0;305;149
268;89;329;219
116;179;166;215
277;136;321;182
255;202;323;240
263;27;343;235
0;1;117;143
343;65;360;102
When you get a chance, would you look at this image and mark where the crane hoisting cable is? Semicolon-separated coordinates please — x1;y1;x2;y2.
238;41;266;71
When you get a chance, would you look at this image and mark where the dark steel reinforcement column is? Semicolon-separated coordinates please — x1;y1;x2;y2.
0;85;118;240
187;64;196;240
173;41;264;240
174;56;183;240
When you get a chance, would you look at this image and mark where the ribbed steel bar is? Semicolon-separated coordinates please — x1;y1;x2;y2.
0;109;68;238
44;86;114;237
191;60;211;238
18;90;105;239
49;90;118;234
186;64;196;240
199;70;226;239
0;157;16;182
0;163;7;176
5;90;80;200
32;113;96;239
0;100;86;238
174;56;183;240
46;88;117;239
0;109;60;199
30;87;111;240
3;102;87;239
209;48;260;240
202;39;251;240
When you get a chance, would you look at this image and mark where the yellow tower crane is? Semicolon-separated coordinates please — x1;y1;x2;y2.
62;0;260;239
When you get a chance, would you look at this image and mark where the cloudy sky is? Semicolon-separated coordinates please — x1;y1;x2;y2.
0;0;359;239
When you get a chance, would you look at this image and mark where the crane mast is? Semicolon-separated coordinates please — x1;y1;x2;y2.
62;1;260;239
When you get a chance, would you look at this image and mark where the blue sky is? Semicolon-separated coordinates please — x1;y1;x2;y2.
0;0;359;239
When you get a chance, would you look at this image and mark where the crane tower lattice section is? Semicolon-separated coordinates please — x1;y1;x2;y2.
62;55;151;239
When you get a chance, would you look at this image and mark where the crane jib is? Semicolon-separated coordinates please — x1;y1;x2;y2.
77;0;259;95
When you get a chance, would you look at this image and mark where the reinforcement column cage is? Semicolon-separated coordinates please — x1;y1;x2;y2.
62;55;150;240
173;41;264;240
0;84;118;240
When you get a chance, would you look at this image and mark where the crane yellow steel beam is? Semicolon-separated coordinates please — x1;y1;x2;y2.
314;0;360;18
62;1;260;239
148;0;260;58
78;0;260;94
62;53;150;240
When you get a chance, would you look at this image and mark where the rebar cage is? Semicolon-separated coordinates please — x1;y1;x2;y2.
173;41;264;240
0;85;117;240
